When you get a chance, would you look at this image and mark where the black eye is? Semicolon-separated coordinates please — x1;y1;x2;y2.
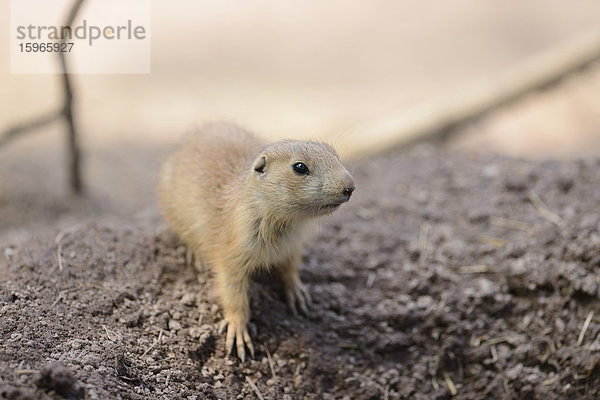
293;162;309;175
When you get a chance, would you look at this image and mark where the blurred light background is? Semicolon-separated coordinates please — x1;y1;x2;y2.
1;0;600;233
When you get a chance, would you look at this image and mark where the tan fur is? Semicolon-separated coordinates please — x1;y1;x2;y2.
158;122;355;361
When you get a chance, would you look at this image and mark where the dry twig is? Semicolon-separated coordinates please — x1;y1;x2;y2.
103;325;113;341
142;330;164;357
293;364;302;388
340;28;600;159
478;235;505;247
102;324;121;342
59;0;85;193
503;377;512;400
527;190;563;226
51;287;77;307
0;112;61;147
419;222;431;254
14;369;38;375
245;376;264;400
265;347;277;378
485;335;522;346
490;344;499;362
366;272;376;288
57;243;64;271
457;264;490;274
0;0;86;193
443;372;457;396
490;217;532;233
577;311;594;346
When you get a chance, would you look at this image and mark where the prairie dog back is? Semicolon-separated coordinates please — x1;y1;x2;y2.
159;123;264;255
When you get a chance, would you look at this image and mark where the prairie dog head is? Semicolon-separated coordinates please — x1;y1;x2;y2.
250;140;355;218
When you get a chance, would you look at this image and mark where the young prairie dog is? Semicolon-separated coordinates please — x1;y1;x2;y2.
158;122;355;361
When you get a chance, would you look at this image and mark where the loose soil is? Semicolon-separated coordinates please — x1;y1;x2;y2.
2;143;600;399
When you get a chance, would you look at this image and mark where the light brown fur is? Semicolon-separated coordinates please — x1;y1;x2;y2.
158;122;355;361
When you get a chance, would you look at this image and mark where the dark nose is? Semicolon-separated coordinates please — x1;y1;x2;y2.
342;182;356;199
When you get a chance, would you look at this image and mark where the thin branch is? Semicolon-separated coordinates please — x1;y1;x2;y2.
527;190;563;226
0;0;86;194
58;0;86;194
245;376;264;400
62;0;86;28
0;111;62;146
265;347;277;378
341;28;600;159
443;372;458;396
577;311;594;346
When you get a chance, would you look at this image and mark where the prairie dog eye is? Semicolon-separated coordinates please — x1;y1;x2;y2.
292;162;309;175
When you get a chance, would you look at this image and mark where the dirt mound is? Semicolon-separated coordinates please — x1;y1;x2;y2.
2;144;600;399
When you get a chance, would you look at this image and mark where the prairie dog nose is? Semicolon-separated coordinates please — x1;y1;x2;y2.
342;180;356;198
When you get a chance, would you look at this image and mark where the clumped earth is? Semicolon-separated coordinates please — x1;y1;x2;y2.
2;144;600;399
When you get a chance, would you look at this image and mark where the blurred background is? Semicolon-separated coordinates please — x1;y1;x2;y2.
1;0;600;239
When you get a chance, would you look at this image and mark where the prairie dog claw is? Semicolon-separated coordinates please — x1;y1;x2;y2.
285;281;311;317
218;319;255;362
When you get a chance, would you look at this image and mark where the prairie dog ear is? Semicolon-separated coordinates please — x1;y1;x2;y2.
253;155;267;174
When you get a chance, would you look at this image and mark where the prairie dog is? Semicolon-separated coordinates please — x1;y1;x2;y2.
158;122;355;361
